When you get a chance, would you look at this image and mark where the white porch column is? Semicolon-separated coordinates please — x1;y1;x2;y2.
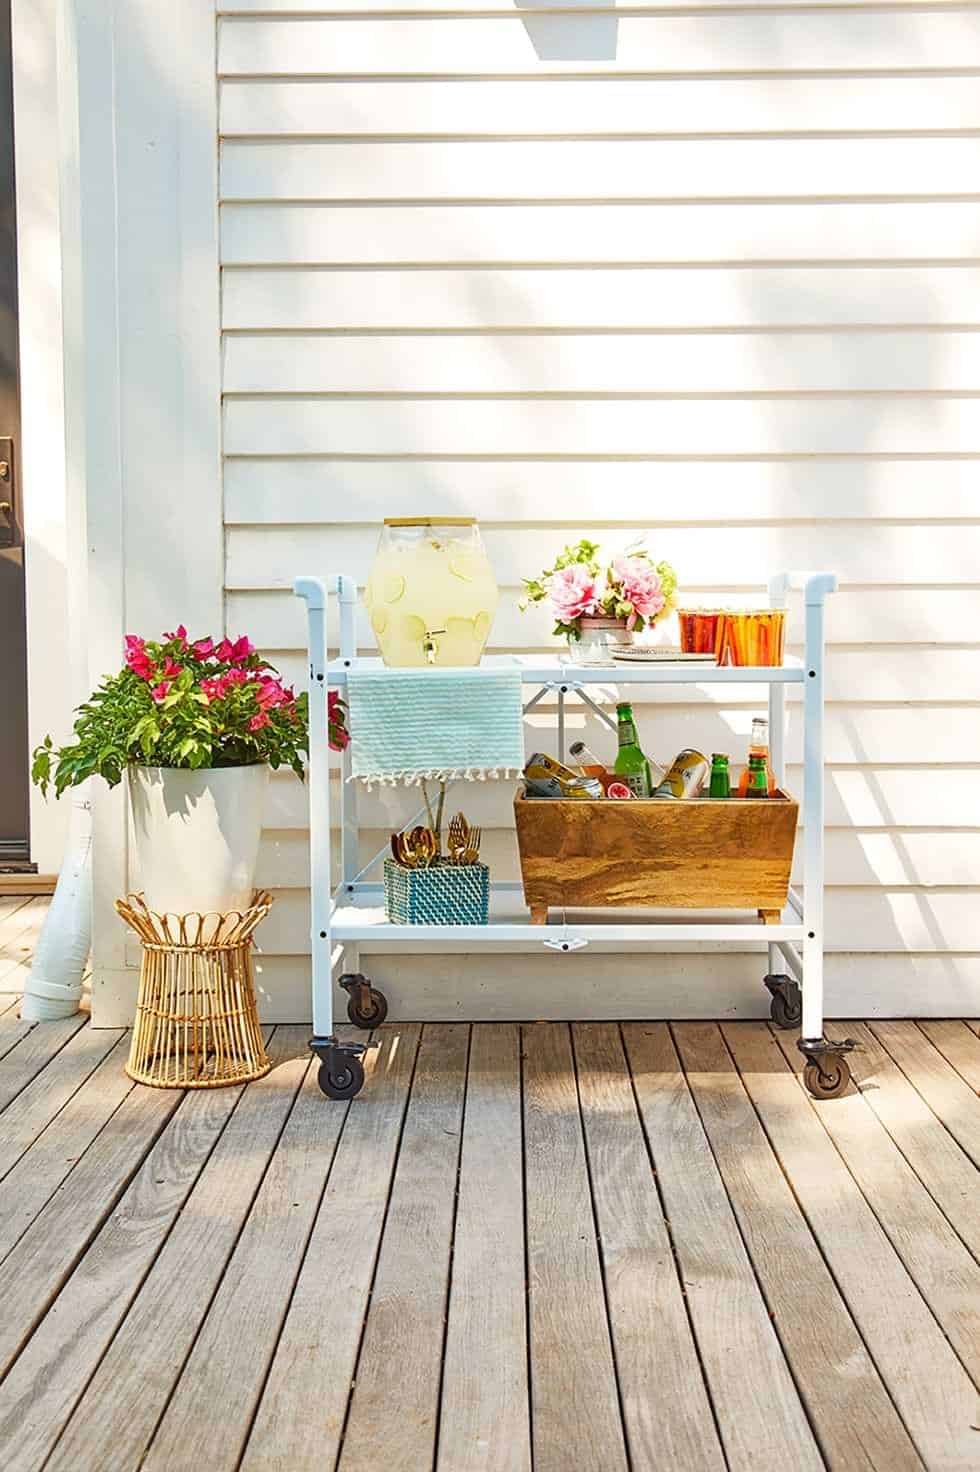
57;0;223;1025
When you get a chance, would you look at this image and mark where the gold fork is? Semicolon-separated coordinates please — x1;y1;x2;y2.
460;825;482;865
448;812;470;865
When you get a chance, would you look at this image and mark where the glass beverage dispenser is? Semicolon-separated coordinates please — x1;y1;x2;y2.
364;517;499;667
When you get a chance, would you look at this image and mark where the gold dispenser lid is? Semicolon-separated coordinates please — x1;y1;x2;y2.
383;517;475;527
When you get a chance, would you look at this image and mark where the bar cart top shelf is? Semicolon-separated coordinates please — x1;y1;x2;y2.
324;652;807;685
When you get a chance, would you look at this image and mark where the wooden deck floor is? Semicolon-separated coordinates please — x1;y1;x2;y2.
0;898;978;1469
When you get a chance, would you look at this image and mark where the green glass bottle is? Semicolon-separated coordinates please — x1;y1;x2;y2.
614;702;652;798
745;752;769;798
709;753;731;799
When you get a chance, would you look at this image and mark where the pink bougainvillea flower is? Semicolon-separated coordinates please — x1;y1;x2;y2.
192;637;215;658
150;681;171;704
549;564;600;624
163;624;188;649
161;657;183;679
612;556;665;630
256;678;289;710
328;689;350;751
248;712;271;732
230;634;255;664
124;634;155;681
224;667;248;686
215;638;234;662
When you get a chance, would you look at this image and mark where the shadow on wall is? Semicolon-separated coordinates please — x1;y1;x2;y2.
515;0;619;62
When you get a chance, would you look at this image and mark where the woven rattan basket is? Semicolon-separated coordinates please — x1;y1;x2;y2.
383;858;489;925
117;891;272;1088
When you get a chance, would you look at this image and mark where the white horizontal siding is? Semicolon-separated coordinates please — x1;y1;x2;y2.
221;137;980;200
221;201;980;267
217;14;980;75
220;3;979;1008
223;266;980;329
219;75;980;136
224;333;980;395
225;524;978;589
226;586;980;649
263;767;980;833
223;462;980;525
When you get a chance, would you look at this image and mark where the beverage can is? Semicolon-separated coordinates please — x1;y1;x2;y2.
652;748;710;800
523;752;603;800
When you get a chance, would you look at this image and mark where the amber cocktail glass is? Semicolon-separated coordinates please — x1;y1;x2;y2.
723;609;786;667
677;608;725;661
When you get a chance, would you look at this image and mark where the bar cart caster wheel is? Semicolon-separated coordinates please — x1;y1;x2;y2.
318;1056;365;1100
804;1058;851;1100
340;973;388;1029
764;975;802;1031
310;1037;367;1101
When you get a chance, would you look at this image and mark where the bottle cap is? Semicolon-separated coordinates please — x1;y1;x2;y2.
711;753;729;762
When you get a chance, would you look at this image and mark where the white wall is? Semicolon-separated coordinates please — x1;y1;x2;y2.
12;0;70;876
217;2;980;1021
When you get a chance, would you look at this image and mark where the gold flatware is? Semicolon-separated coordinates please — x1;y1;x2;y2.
448;813;470;865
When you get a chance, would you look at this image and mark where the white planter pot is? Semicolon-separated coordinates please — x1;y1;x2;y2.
128;765;269;915
567;617;634;667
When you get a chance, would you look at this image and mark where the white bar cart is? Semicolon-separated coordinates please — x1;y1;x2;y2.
295;569;857;1102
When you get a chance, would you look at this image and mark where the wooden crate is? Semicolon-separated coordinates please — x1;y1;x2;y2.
514;790;798;923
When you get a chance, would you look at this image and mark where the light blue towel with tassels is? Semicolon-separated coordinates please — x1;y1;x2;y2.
346;666;525;785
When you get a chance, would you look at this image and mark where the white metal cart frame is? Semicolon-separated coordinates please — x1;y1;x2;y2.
295;569;856;1101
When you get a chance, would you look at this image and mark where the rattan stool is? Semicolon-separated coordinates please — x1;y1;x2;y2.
117;891;273;1088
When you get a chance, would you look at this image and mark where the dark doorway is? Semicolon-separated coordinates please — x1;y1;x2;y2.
0;0;28;864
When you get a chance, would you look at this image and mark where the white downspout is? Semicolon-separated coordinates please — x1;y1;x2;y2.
20;791;92;1021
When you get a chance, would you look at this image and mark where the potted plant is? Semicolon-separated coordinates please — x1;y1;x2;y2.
32;625;349;915
521;540;677;663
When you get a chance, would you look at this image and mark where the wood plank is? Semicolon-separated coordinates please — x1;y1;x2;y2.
0;1048;276;1472
0;1013;88;1114
622;1023;820;1471
224;330;980;398
769;1024;980;1388
0;1024;124;1181
217;13;980;76
223;266;980;333
0;874;55;896
0;1009;33;1064
827;1023;980;1263
522;1023;629;1472
41;1029;310;1472
222;136;980;203
0;1068;182;1378
0;1042;135;1266
338;1024;470;1472
870;1021;980;1168
723;1022;980;1469
916;1021;980;1095
437;1025;531;1472
92;1031;330;1472
674;1021;924;1470
218;76;980;141
572;1023;725;1471
0;897;49;984
0;897;31;926
240;1024;421;1472
223;460;980;541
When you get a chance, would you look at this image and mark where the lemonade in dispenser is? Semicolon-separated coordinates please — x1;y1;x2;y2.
364;517;499;667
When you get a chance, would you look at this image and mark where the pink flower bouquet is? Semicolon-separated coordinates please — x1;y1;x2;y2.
33;625;349;798
521;540;678;640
